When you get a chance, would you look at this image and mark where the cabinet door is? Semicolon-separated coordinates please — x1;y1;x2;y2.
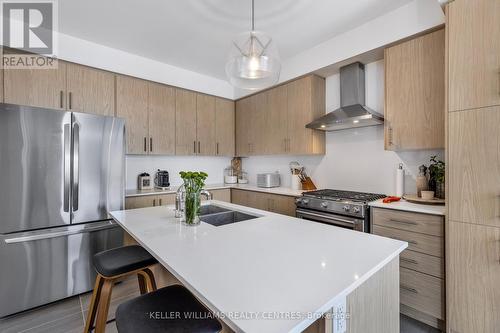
196;94;216;155
148;83;175;155
175;89;197;155
235;97;252;156
250;93;268;155
156;194;175;206
66;63;115;116
266;85;288;154
116;76;149;154
448;221;500;333
269;194;296;217
384;29;445;150
4;58;66;109
448;0;500;111
215;98;235;156
211;189;231;202
287;76;325;155
448;106;500;227
125;196;155;209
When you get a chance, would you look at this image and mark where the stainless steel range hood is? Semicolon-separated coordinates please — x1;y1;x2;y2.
306;62;383;131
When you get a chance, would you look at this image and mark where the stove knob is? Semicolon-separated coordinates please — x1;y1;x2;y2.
321;202;328;208
353;206;361;213
343;205;351;212
295;198;302;204
302;199;310;205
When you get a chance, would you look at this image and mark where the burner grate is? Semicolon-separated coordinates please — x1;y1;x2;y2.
304;189;386;202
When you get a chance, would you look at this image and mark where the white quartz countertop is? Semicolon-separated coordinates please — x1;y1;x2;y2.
110;201;407;333
369;199;446;216
126;183;305;198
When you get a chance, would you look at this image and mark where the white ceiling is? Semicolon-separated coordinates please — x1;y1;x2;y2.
59;0;413;80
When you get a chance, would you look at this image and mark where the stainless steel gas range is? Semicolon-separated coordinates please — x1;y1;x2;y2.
295;189;386;232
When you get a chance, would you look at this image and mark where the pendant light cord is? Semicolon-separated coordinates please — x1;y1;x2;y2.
251;0;255;31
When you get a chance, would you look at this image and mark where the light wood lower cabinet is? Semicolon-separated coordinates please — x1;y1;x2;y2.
66;63;115;116
125;194;175;209
448;221;500;333
4;59;67;110
384;29;445;150
210;189;231;202
371;208;444;328
448;106;500;228
231;189;296;217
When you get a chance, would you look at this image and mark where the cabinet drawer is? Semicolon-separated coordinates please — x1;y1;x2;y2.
372;208;443;237
373;225;443;258
400;249;444;279
400;267;444;320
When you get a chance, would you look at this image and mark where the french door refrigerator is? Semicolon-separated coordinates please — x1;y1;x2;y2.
0;103;125;317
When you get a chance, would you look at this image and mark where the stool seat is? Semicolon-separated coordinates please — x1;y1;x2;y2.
116;285;222;333
93;245;158;278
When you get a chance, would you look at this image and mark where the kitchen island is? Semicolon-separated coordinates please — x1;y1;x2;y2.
110;201;407;333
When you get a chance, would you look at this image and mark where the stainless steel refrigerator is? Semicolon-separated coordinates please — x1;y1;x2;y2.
0;103;125;317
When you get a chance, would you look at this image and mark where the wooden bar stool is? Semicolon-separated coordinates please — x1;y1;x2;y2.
116;285;222;333
84;245;158;333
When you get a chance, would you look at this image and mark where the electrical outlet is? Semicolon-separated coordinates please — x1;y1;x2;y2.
331;296;347;333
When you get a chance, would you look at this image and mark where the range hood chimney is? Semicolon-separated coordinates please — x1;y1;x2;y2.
306;62;383;131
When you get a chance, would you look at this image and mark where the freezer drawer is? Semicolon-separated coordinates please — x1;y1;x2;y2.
0;221;123;317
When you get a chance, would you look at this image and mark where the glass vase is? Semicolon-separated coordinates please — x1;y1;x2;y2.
184;190;201;226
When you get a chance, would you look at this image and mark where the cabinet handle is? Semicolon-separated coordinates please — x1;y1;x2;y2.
389;219;418;226
216;142;219;155
400;284;418;294
194;141;196;154
400;257;418;265
60;91;64;109
198;141;201;154
144;137;147;152
68;92;72;109
150;137;153;152
388;127;394;146
287;138;290;152
153;199;156;207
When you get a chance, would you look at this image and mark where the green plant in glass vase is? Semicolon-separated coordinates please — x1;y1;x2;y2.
179;171;208;225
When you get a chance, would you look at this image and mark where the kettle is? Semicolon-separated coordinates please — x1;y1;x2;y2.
154;170;170;189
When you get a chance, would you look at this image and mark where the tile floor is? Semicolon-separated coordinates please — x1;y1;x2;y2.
0;279;440;333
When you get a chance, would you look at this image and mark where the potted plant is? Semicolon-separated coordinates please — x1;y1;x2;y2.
179;171;208;226
428;156;445;199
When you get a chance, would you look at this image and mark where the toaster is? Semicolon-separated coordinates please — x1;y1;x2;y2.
257;172;281;188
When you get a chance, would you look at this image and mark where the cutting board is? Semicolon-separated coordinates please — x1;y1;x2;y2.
403;194;445;205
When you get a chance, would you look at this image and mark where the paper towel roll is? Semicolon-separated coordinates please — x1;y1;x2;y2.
396;163;404;197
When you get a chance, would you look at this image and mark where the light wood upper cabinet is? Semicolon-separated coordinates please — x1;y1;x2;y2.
235;96;252;156
66;63;115;116
235;75;325;156
116;75;149;154
4;59;67;109
384;29;445;151
196;94;216;155
215;98;235;156
0;47;3;102
448;221;500;333
148;83;176;155
448;106;500;227
266;85;288;154
175;89;197;155
448;0;500;111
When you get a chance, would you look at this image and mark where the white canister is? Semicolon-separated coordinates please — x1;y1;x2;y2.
291;174;302;190
396;163;404;197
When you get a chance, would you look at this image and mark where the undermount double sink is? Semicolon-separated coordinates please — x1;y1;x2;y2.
199;205;258;227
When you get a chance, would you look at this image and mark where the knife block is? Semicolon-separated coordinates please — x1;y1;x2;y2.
301;177;317;191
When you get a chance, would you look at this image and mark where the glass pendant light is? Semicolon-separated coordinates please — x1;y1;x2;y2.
226;0;281;90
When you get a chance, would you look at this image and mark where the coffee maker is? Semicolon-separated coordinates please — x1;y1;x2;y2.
154;170;170;190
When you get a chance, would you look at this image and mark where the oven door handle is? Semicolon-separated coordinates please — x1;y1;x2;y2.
296;209;364;228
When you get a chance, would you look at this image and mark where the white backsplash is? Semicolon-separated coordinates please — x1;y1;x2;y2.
126;155;231;190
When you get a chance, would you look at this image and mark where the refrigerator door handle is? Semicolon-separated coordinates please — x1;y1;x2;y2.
63;123;71;212
72;122;80;212
3;221;117;244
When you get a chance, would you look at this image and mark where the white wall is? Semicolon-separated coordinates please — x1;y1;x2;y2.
126;156;231;190
242;60;444;195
